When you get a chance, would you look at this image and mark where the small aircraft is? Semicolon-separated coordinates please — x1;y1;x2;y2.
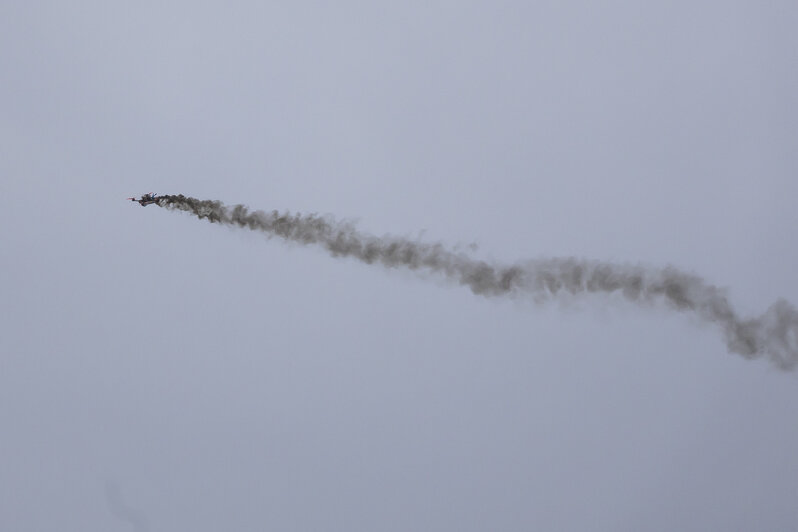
127;193;161;206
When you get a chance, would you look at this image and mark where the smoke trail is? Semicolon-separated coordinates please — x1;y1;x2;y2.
157;195;798;371
104;480;150;532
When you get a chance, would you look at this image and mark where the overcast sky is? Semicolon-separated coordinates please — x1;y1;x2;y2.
1;1;797;531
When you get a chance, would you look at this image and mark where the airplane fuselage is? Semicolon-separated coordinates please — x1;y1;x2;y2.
128;193;160;206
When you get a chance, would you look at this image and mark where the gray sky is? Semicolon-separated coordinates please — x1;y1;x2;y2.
1;1;797;530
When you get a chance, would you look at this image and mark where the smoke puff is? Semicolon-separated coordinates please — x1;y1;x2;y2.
157;195;798;371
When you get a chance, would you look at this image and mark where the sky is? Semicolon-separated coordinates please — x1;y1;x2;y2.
1;1;797;530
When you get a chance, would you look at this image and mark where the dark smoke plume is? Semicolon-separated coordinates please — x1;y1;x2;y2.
157;195;798;371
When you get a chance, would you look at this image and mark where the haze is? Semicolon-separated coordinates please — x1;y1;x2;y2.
1;1;796;530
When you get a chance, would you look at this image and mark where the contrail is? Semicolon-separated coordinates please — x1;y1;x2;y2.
156;194;798;371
